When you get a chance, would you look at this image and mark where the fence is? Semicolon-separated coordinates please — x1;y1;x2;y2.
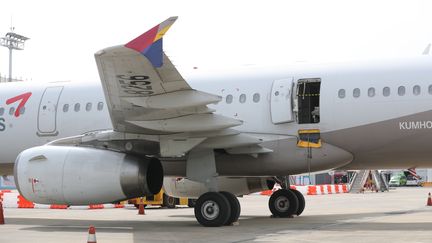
0;74;24;82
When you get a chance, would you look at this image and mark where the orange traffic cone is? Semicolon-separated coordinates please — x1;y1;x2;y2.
427;193;432;206
138;204;145;215
87;225;97;243
0;201;4;224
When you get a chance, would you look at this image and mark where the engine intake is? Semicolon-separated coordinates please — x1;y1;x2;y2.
14;146;163;205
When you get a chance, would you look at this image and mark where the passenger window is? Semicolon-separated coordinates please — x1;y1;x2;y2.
63;104;69;112
398;86;405;96
226;95;233;104
239;94;246;103
74;103;80;112
97;102;104;111
429;85;432;95
9;107;15;115
353;88;360;98
253;93;260;103
0;107;4;116
19;107;25;115
413;85;421;96
368;87;375;97
338;89;345;98
383;87;390;97
86;102;92;111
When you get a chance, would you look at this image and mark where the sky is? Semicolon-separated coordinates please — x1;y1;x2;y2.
1;0;432;83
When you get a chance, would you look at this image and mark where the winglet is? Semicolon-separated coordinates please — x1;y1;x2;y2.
125;16;178;67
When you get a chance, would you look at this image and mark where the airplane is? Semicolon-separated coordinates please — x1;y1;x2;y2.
1;16;432;227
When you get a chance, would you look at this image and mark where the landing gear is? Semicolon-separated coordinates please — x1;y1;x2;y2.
220;191;241;225
188;199;197;208
194;191;240;227
163;194;176;208
194;192;231;227
268;189;299;217
290;189;305;216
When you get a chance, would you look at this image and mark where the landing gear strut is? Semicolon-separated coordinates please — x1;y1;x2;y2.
194;191;240;227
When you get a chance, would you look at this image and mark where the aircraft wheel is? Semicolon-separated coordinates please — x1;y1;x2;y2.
220;191;241;225
163;194;176;208
290;189;305;216
268;189;299;217
194;192;231;227
188;199;197;208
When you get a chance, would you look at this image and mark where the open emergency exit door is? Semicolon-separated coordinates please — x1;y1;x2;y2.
270;78;294;124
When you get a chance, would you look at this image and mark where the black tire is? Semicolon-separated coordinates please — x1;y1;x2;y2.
188;199;197;208
163;194;176;208
220;191;241;225
194;192;231;227
290;189;305;216
268;189;299;217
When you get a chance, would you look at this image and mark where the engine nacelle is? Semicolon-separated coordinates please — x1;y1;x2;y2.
163;177;274;199
14;146;163;205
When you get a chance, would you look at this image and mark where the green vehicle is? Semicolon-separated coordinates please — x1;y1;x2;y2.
388;173;407;187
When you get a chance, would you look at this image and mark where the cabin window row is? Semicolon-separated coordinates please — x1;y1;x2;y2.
63;102;104;112
0;102;105;116
0;107;25;116
225;93;261;104
338;85;430;98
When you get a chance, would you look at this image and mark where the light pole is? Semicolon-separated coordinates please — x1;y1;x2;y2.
0;29;29;82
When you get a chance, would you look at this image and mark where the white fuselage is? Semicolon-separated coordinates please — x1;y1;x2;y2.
2;56;432;171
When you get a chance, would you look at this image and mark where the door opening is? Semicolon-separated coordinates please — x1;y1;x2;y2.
296;78;320;124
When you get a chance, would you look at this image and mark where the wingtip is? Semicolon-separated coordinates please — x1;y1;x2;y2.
168;16;178;21
124;17;178;67
125;17;178;51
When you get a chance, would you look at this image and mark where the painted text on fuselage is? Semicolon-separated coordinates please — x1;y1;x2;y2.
399;121;432;130
0;118;5;131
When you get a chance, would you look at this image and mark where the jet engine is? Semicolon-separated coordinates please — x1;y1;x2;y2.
163;176;274;199
14;146;163;205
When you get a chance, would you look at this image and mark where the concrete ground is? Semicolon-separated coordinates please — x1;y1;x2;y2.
0;187;431;243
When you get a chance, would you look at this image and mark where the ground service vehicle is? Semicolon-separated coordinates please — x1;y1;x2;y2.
389;173;407;187
128;189;196;208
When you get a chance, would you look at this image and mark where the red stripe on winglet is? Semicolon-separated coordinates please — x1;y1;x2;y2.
125;25;159;53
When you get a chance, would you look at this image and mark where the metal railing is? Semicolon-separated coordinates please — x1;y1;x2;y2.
0;74;24;82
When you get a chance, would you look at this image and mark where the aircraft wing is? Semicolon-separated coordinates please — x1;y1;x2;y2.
89;17;271;157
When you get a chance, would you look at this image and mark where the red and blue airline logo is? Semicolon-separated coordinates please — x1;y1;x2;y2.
0;92;32;131
125;16;177;68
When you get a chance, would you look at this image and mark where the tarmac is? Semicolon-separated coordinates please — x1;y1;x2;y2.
0;187;431;243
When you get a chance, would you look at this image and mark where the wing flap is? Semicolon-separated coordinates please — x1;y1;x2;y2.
122;90;221;109
127;114;242;133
